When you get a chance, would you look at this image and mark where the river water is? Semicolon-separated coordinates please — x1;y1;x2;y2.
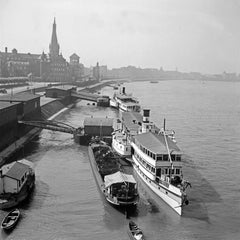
1;80;240;240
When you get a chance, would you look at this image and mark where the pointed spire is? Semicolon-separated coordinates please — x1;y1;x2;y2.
49;17;60;58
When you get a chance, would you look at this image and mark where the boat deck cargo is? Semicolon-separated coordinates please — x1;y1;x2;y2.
88;140;139;208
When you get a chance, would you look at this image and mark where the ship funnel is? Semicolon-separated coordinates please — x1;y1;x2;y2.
143;109;150;123
141;109;152;133
122;87;125;94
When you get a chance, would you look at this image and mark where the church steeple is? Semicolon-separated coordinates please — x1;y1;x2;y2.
49;17;60;58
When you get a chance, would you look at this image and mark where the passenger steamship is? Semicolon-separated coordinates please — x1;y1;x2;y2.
110;87;141;112
113;110;191;215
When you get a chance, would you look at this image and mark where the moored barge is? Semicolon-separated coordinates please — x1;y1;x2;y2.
88;140;139;208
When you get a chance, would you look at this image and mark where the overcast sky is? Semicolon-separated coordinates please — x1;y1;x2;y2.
0;0;240;74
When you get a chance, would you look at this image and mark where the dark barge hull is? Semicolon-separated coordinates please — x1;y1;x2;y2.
88;144;138;209
88;145;106;194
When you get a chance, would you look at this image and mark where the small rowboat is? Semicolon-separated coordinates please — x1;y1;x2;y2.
127;221;145;240
1;209;20;230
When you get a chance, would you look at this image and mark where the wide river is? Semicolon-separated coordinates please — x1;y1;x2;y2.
1;80;240;240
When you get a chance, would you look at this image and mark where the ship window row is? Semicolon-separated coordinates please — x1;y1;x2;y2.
163;168;181;175
52;68;65;71
138;143;181;161
135;152;181;176
135;152;155;174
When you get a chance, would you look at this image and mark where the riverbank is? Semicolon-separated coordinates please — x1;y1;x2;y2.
0;79;120;166
0;97;74;166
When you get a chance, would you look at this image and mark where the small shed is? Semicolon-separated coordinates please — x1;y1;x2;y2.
83;117;114;136
0;161;31;194
45;86;77;98
0;92;41;119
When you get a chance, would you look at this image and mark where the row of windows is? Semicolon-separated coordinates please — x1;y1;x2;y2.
135;152;181;176
9;66;27;70
6;57;28;61
138;143;181;161
8;61;29;65
135;152;156;174
52;68;65;72
51;63;66;67
163;168;181;175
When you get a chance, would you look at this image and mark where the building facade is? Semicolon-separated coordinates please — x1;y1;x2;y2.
0;18;85;82
69;53;84;81
92;62;100;81
0;47;40;78
0;93;41;151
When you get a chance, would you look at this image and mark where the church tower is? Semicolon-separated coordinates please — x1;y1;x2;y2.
49;17;60;58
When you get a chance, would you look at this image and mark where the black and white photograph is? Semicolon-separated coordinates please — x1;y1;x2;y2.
0;0;240;239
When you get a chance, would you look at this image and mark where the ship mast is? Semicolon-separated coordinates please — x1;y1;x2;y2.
162;119;174;176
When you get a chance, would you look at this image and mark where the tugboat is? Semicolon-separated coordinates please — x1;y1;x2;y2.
88;138;139;208
0;159;35;210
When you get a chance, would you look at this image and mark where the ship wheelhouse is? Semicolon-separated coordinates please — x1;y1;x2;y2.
131;131;183;187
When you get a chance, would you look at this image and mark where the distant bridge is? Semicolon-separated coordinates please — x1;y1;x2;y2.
18;120;82;135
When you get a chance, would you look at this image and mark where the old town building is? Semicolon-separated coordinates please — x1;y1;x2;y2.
40;18;68;82
0;18;87;82
69;53;84;81
0;47;40;78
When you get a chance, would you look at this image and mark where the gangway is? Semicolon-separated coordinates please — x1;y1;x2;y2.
18;120;82;135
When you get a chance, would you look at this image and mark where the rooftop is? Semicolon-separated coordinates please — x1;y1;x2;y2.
4;161;30;181
47;85;77;91
122;111;142;131
104;171;136;188
134;132;181;154
0;101;21;110
115;93;134;100
70;53;79;59
0;51;40;59
84;117;113;127
0;92;41;102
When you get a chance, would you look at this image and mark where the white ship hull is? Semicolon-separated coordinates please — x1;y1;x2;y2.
111;96;140;112
132;155;183;215
112;134;131;157
110;99;118;108
118;102;140;112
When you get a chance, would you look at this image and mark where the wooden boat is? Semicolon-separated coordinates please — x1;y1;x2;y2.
1;208;20;230
127;221;145;240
